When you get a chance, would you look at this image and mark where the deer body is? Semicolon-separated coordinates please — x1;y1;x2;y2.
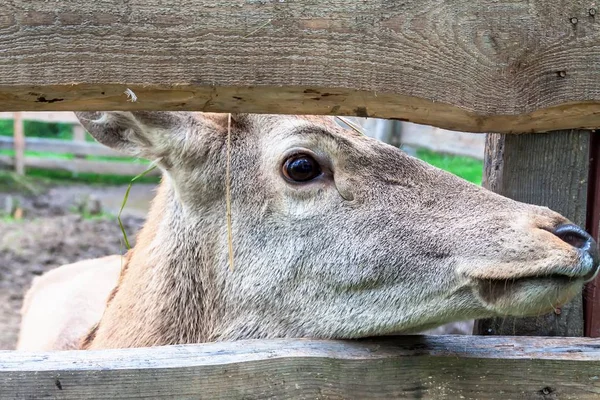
17;255;122;351
17;112;599;351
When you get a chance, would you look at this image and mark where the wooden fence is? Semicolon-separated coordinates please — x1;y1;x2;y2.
2;336;599;399
1;1;599;399
0;112;158;176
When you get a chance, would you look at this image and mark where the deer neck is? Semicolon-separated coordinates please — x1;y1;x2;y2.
82;178;223;350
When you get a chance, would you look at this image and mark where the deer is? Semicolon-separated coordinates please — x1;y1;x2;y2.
16;111;599;351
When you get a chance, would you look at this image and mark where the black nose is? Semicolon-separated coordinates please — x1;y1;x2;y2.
553;224;600;280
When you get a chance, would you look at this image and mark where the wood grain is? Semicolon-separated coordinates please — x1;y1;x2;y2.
1;336;600;399
476;130;590;336
585;130;600;337
0;1;599;133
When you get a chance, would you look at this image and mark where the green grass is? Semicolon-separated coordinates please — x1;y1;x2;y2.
0;120;75;139
415;148;483;185
0;147;157;188
0;171;49;194
0;168;159;192
26;168;159;185
0;215;24;223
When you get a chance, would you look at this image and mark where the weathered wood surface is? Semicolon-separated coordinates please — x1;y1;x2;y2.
477;130;590;336
585;130;600;337
1;336;599;399
0;155;157;177
1;1;600;133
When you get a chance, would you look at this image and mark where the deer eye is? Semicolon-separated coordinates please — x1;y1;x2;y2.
283;154;322;182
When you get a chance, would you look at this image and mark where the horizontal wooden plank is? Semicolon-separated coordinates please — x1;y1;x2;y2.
0;155;158;176
0;136;122;158
1;336;599;399
0;112;79;124
1;1;599;133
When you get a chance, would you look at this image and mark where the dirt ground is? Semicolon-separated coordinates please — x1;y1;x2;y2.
0;183;156;350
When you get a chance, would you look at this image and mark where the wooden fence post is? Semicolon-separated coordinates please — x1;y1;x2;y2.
72;123;87;159
12;112;24;175
475;130;590;337
585;130;600;337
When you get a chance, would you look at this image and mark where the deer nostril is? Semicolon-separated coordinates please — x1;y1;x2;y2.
552;224;600;280
553;224;594;250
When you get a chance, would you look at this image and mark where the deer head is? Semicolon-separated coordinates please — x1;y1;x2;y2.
75;111;599;348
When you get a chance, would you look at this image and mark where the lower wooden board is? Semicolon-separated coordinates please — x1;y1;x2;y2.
1;336;599;399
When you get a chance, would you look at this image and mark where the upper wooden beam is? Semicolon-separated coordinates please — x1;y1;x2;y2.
1;1;599;133
1;336;599;399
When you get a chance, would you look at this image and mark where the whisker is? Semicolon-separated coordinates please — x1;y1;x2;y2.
335;116;366;136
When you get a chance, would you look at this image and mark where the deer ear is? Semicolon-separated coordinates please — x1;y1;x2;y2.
75;111;195;159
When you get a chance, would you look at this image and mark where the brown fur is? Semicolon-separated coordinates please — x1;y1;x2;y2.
17;112;598;351
80;323;99;350
17;255;122;351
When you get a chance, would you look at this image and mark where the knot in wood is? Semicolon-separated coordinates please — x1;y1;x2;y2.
541;386;554;395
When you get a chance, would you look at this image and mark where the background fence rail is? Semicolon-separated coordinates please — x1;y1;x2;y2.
0;112;159;176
